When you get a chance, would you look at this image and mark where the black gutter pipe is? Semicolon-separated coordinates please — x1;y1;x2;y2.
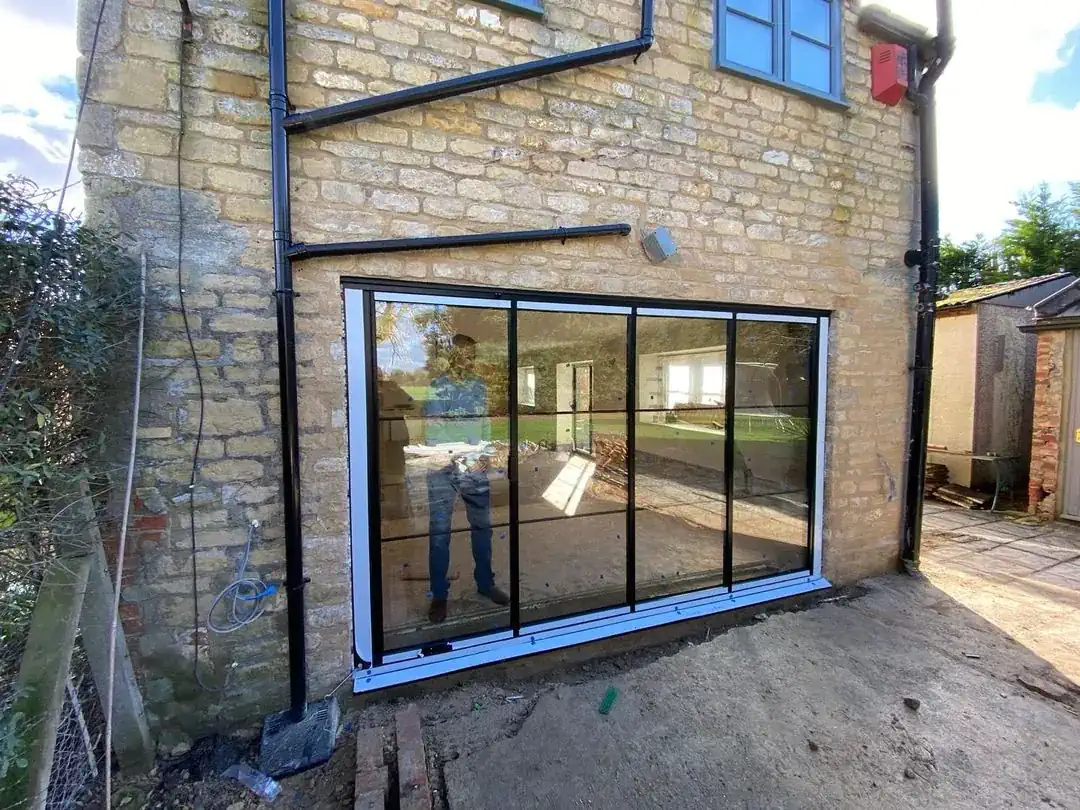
268;0;307;721
285;0;654;134
288;224;632;260
901;0;955;566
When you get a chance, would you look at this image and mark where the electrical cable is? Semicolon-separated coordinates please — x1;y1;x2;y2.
175;5;270;689
206;521;277;633
0;0;111;399
173;12;224;694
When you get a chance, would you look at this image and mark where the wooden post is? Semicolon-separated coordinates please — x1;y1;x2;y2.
0;486;156;810
79;537;154;771
0;552;93;810
68;483;154;772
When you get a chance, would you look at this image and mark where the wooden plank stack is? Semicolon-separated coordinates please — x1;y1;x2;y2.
932;483;992;510
924;462;949;497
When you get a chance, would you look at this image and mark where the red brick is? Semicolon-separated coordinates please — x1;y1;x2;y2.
134;514;168;531
395;705;430;810
355;726;387;810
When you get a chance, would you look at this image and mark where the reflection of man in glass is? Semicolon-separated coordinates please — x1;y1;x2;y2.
424;333;509;623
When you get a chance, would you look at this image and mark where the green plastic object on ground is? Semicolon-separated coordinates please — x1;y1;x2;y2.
598;686;618;715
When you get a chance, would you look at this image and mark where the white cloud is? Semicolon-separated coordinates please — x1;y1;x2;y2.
0;0;80;209
882;0;1080;241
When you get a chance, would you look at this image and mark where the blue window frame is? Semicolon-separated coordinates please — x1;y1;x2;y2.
715;0;843;102
485;0;544;18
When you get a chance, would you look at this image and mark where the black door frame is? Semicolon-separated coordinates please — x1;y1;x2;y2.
345;279;828;668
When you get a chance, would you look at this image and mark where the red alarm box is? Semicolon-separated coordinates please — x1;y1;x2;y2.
871;43;909;106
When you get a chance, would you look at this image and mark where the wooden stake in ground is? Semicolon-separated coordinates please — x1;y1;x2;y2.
0;552;94;810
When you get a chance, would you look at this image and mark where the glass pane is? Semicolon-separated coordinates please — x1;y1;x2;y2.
726;12;774;74
635;316;728;600
729;0;773;21
516;414;627;523
732;320;813;582
516;310;628;412
790;0;831;44
516;309;629;623
374;301;510;648
790;37;831;93
381;529;510;651
377;416;511;541
520;512;626;625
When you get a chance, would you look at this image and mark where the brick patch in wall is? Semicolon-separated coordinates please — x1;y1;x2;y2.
1028;330;1066;520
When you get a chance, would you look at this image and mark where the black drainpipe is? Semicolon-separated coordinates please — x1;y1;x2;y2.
902;0;955;567
267;0;655;722
268;0;307;721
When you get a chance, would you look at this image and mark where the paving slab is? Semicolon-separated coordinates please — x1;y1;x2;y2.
1006;539;1080;562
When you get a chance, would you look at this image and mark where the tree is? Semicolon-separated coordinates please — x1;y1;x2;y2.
938;235;1003;294
999;183;1080;279
936;183;1080;296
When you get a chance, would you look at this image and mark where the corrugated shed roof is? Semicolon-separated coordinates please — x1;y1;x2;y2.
937;272;1071;310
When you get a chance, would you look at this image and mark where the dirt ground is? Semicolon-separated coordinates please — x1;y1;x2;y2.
113;501;1080;809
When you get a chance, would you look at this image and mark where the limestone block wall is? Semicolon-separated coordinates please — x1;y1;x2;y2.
78;0;919;741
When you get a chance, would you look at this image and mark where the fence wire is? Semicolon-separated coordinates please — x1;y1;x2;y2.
2;611;108;809
47;639;107;809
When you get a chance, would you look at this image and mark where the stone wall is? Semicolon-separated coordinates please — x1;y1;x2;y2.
1029;329;1066;520
78;0;919;742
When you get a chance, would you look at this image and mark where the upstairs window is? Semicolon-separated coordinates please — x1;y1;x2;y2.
716;0;843;100
486;0;544;17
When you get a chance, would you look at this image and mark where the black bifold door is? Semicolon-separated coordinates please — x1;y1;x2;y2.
348;288;820;662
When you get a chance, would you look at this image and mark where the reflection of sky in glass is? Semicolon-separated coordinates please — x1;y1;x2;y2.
376;304;434;372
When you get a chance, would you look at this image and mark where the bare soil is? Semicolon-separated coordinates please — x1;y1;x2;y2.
112;502;1080;809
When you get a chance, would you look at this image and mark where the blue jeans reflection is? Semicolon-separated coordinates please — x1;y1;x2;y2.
426;466;494;600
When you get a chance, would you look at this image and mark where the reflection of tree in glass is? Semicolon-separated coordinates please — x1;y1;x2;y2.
375;303;508;414
736;322;810;366
736;322;813;413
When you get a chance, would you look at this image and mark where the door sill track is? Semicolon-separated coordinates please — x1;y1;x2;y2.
353;571;830;692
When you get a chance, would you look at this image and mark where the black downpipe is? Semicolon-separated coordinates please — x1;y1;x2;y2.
902;0;955;566
267;0;656;715
285;0;654;133
268;0;307;721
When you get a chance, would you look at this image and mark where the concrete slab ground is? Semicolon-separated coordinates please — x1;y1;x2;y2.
386;503;1080;809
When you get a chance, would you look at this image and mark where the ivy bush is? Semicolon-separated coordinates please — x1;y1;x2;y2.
0;176;139;701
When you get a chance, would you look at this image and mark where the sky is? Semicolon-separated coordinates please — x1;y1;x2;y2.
0;0;1078;241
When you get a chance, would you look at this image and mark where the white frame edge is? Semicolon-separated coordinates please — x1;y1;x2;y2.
637;307;733;320
813;315;829;575
373;291;511;309
345;288;374;662
517;300;632;314
354;572;830;692
737;311;818;324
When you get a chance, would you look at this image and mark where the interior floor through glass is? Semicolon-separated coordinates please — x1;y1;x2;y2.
381;449;808;649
